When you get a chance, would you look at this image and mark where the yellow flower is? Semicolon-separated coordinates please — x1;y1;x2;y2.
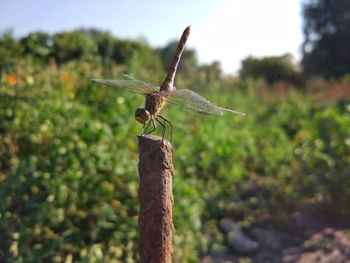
116;96;125;105
60;72;75;99
26;76;34;85
60;72;74;84
67;90;75;99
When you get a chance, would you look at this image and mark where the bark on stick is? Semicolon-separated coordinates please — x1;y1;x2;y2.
138;135;174;263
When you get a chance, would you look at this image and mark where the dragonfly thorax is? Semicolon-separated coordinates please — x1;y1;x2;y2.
145;93;165;115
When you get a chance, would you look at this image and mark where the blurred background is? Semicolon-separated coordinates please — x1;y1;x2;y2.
0;0;349;262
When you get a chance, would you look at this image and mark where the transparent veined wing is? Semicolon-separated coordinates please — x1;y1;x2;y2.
91;75;159;95
162;89;246;116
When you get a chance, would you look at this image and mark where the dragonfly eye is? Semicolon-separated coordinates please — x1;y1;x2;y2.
135;108;150;124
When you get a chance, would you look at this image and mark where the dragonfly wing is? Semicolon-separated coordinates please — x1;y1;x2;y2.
91;78;159;95
163;89;246;116
216;106;246;116
119;73;150;85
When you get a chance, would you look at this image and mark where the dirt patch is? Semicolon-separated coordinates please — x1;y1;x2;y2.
201;202;350;263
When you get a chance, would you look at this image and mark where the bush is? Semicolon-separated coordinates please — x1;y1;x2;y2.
0;32;349;262
239;54;301;86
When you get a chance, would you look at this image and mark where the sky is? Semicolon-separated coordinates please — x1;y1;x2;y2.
0;0;303;75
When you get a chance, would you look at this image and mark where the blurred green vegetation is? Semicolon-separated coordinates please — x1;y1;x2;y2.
0;29;350;262
239;54;301;86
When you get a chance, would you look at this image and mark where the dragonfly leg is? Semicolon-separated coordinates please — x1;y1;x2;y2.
158;115;173;143
142;121;150;135
145;119;156;135
155;117;166;141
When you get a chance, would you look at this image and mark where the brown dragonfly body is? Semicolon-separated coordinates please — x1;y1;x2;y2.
92;26;245;141
160;26;191;92
135;26;191;138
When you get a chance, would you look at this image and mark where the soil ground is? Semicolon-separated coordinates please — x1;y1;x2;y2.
202;202;350;263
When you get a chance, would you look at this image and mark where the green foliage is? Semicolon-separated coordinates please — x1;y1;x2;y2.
52;31;99;63
81;29;115;64
302;0;350;77
0;62;141;262
239;54;301;85
0;29;23;68
157;41;198;77
20;32;53;62
113;39;163;79
294;100;350;214
0;29;349;262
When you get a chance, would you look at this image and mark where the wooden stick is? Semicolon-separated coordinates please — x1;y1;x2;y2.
138;135;174;263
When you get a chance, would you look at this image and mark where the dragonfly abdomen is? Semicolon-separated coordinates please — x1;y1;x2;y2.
160;26;191;92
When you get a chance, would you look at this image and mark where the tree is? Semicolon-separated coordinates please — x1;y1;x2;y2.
157;41;198;77
302;0;350;77
80;29;116;65
112;39;163;79
198;61;222;84
239;54;300;85
52;30;98;63
20;32;52;61
0;29;23;68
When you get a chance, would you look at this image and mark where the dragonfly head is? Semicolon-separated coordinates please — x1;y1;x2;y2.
135;108;151;124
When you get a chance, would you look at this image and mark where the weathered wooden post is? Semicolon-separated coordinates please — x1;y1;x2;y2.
138;135;174;263
137;26;190;263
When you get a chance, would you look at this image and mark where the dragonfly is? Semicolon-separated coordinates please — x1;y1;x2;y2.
91;26;245;141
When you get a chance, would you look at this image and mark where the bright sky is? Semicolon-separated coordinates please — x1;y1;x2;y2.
0;0;303;75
